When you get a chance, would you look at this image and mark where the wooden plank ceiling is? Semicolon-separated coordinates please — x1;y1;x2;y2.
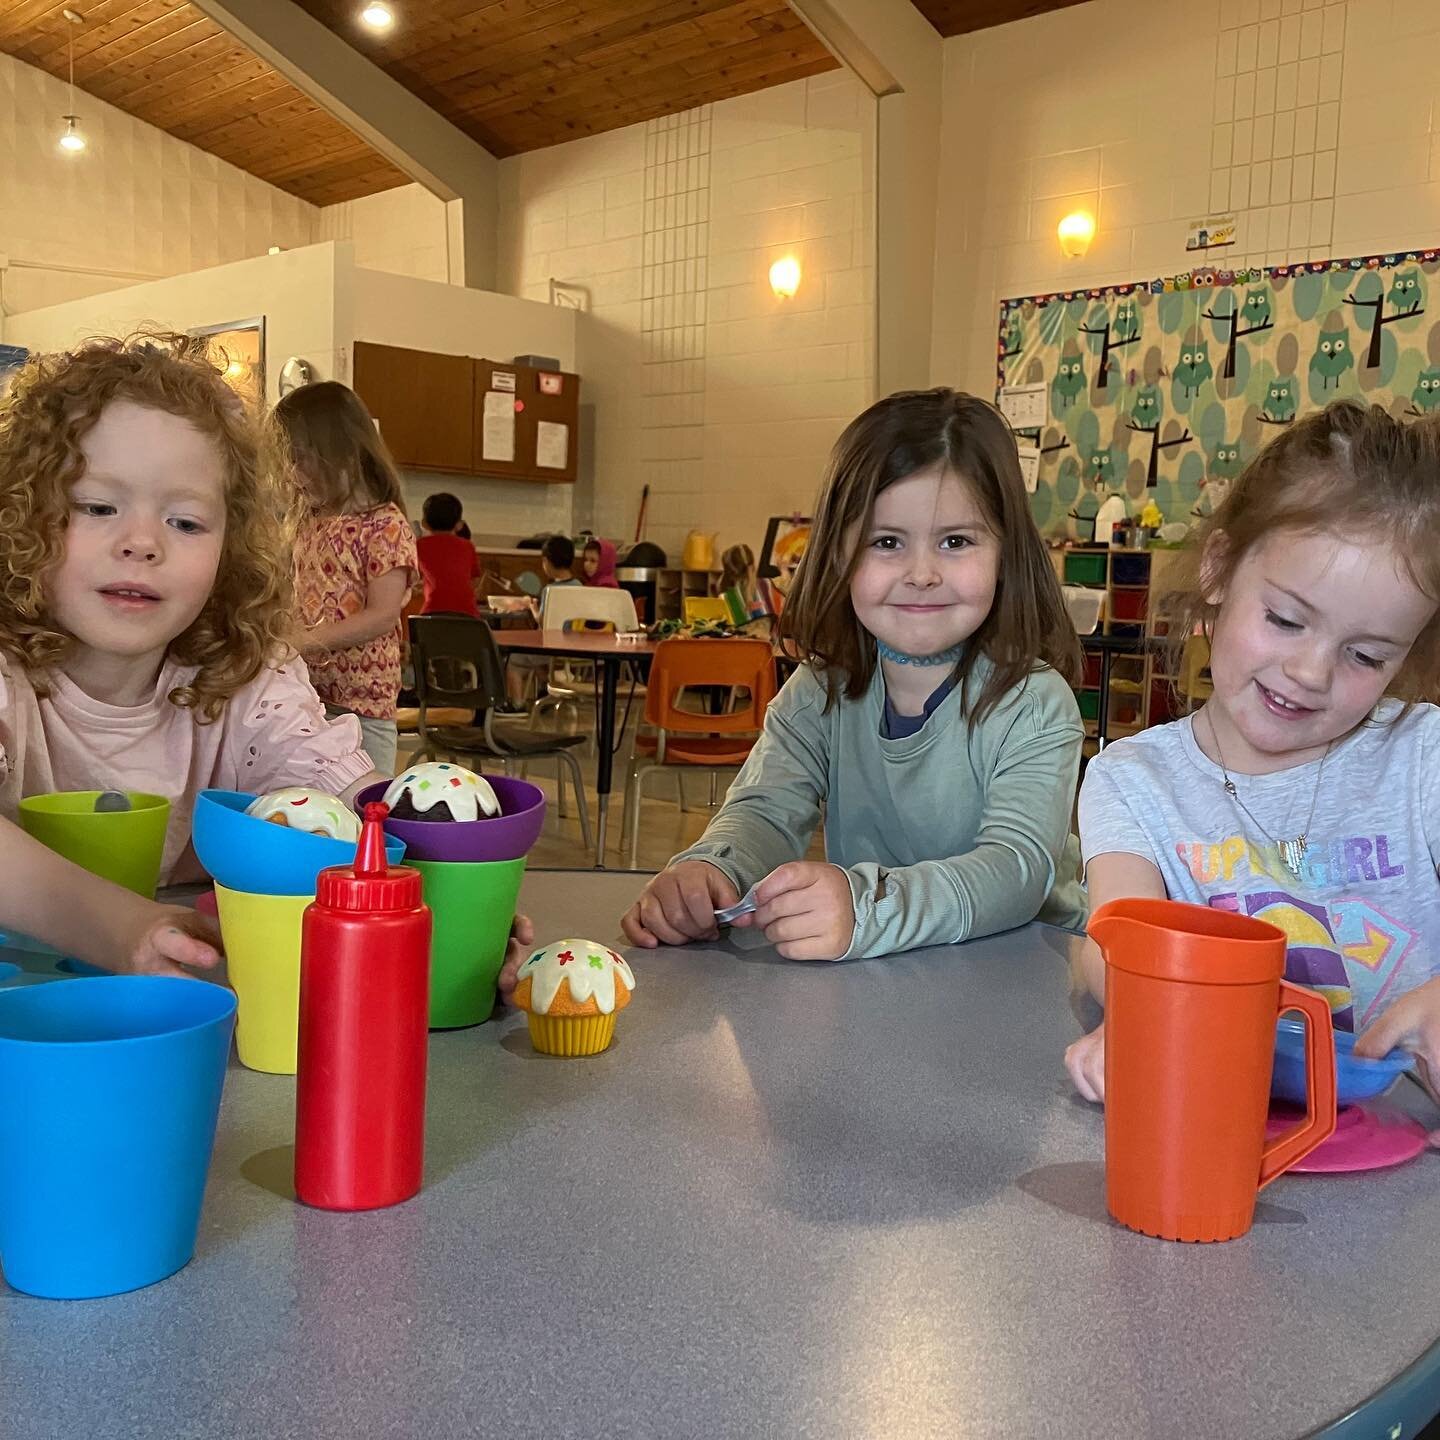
0;0;837;206
0;2;1094;207
0;1;409;205
909;0;1092;37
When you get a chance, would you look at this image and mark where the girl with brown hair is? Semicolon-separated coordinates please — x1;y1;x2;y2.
617;388;1087;962
274;380;418;775
1068;400;1440;1103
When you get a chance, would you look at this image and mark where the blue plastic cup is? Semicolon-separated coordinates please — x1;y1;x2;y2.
0;976;236;1299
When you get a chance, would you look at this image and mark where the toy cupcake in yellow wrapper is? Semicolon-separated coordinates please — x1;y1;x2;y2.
512;939;635;1056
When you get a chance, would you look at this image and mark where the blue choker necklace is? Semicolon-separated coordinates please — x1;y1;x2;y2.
875;639;964;667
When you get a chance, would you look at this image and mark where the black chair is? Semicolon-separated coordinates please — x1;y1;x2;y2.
406;615;593;849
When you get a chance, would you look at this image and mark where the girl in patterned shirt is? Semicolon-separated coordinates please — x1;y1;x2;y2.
274;381;419;775
0;335;381;890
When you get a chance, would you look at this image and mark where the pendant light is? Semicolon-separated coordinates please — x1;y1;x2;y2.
58;10;86;155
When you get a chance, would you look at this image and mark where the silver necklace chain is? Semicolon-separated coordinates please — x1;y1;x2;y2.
1203;709;1331;881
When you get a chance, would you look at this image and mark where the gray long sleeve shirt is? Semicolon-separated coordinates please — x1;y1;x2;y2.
670;659;1088;958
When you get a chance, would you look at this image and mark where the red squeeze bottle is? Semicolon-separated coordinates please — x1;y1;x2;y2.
295;802;432;1211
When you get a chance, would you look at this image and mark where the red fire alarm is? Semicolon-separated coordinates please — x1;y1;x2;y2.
539;373;563;396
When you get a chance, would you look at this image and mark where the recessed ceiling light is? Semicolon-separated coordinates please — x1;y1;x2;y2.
359;2;394;31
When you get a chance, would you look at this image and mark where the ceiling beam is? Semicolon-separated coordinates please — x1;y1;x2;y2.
188;0;498;288
786;0;942;398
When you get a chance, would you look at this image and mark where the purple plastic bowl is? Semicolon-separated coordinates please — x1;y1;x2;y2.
355;774;546;862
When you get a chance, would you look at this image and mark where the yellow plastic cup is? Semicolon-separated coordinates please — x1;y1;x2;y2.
17;791;170;898
213;884;310;1075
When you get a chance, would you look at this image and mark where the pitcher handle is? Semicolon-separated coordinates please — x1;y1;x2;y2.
1258;981;1338;1189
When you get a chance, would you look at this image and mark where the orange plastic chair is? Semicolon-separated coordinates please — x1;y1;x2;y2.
621;638;777;867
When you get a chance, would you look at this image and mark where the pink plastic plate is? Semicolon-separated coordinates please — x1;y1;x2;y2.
1266;1102;1429;1173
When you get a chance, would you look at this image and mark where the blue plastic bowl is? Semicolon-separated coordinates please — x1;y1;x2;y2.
1271;1016;1414;1106
192;790;406;896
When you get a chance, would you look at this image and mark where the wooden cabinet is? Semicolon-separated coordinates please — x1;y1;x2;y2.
352;342;474;474
352;341;579;483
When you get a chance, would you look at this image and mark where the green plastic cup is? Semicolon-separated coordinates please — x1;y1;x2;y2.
406;857;526;1029
18;791;170;899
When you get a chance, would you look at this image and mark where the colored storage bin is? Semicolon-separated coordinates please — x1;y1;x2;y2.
1151;679;1179;724
1111;554;1151;587
1081;653;1102;688
1063;552;1108;586
1110;589;1149;623
1077;690;1100;720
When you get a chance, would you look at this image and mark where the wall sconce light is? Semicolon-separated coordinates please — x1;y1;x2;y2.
769;256;801;299
1057;210;1096;260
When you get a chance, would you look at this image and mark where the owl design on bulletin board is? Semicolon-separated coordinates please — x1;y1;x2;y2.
1264;375;1300;423
1242;288;1273;329
1052;349;1087;411
1174;340;1213;398
1389;269;1423;314
1309;328;1354;390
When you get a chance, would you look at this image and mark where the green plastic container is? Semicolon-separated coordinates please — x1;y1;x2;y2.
1077;689;1101;720
1063;552;1108;586
18;791;170;899
406;857;526;1029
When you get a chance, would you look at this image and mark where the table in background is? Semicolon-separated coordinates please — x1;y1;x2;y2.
493;630;657;866
4;869;1438;1440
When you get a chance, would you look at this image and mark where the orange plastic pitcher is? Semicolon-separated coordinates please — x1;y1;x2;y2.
1089;898;1337;1243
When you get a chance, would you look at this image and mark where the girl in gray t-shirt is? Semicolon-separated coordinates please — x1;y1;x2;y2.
1068;400;1440;1104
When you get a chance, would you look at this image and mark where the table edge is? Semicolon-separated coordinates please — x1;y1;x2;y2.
1309;1335;1440;1438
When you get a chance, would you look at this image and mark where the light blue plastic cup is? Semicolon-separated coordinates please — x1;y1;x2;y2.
0;976;236;1299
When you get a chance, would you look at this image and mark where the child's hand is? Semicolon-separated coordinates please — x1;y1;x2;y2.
496;913;536;1004
117;905;224;978
620;862;738;947
744;862;854;961
1065;1022;1106;1103
1355;976;1440;1092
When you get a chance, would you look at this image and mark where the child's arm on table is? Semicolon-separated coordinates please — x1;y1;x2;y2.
1063;850;1167;1103
0;817;221;977
1354;975;1440;1094
754;706;1086;963
621;684;826;947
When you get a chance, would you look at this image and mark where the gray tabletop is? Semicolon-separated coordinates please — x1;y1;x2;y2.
3;869;1439;1440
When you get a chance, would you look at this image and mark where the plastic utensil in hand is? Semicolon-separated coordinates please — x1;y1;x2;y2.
714;885;760;925
94;791;132;813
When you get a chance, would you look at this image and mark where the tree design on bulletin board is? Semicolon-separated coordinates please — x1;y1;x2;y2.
997;248;1440;538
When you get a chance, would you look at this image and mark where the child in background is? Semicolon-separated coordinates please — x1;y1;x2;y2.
1066;401;1440;1103
581;537;620;588
505;535;584;707
0;336;381;886
592;389;1086;964
417;491;480;617
540;534;580;591
719;543;760;611
275;381;418;776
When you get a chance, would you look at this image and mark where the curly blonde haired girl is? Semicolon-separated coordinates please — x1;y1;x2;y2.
0;335;382;886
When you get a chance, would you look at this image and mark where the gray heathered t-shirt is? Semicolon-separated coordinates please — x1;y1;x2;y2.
1079;702;1440;1033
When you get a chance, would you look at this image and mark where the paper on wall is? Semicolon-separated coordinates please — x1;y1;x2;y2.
999;382;1047;432
1016;443;1040;494
482;390;516;463
492;371;517;392
536;420;569;470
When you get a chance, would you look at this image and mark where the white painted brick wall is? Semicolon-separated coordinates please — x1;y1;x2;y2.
0;52;316;317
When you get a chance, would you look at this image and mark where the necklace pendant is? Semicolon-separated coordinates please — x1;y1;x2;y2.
1223;779;1238;797
1279;835;1308;880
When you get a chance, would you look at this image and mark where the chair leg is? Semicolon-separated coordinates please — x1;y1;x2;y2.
678;772;691;812
709;771;719;807
555;759;569;818
627;763;657;870
558;748;593;853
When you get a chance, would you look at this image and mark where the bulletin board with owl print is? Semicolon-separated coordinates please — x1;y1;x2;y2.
996;248;1440;539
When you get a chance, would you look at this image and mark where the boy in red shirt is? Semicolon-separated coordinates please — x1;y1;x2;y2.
416;492;480;617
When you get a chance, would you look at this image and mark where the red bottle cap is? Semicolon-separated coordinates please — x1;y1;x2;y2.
315;802;422;913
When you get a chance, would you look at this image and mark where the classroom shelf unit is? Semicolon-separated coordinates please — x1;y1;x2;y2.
1053;546;1181;744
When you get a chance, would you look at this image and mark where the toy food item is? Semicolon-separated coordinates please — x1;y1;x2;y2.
381;763;501;824
245;788;362;842
511;939;635;1057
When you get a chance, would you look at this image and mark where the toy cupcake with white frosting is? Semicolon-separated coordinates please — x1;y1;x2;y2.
511;939;635;1056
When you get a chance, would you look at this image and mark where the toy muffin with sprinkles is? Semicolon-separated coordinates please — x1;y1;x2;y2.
512;939;636;1056
382;762;500;823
